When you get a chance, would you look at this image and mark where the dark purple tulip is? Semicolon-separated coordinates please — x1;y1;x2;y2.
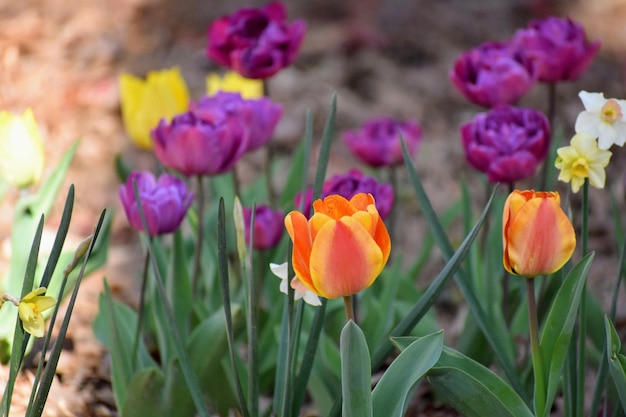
512;16;600;82
207;2;306;79
119;171;193;236
152;98;248;177
243;205;284;249
460;105;550;183
322;169;394;219
343;117;423;167
194;91;282;152
450;41;536;108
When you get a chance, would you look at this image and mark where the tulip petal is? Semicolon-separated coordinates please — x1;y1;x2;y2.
309;216;384;299
505;197;575;276
313;194;357;219
285;211;315;291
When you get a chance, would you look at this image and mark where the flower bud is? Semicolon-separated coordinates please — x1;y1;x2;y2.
243;205;284;250
0;108;45;188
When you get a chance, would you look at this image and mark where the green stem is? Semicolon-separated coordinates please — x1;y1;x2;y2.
343;296;356;323
191;175;206;294
527;277;546;415
131;248;150;369
576;179;589;417
246;213;258;417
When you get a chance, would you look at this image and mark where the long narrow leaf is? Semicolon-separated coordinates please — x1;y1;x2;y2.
372;331;443;417
427;347;535;417
400;139;525;400
340;321;372;417
539;252;594;417
312;94;336;199
604;316;626;412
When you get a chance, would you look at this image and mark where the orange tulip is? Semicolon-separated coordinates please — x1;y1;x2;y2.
285;193;391;299
502;190;576;277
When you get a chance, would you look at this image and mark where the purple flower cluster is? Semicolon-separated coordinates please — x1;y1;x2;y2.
343;117;423;167
243;205;284;250
119;171;193;236
450;16;599;108
207;2;306;79
151;91;282;177
295;169;394;220
461;106;550;183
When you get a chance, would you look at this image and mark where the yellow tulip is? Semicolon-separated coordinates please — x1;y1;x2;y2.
18;287;56;338
502;190;576;277
206;71;264;99
285;193;391;299
0;108;44;188
119;67;190;150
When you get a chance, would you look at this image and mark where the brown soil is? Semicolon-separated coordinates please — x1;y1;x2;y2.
1;0;626;415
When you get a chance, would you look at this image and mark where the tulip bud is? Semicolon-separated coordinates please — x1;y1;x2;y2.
502;190;576;277
0;109;45;188
243;205;284;250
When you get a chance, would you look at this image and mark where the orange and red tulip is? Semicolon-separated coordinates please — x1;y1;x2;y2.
285;193;391;299
502;190;576;277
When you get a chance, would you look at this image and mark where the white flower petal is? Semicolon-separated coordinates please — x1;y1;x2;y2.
575;112;600;137
301;291;321;306
597;123;618;149
269;262;288;280
578;91;605;112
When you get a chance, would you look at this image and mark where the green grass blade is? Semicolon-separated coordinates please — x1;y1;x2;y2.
312;94;336;199
217;197;250;417
604;316;626;412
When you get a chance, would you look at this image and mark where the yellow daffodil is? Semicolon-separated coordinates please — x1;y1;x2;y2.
206;71;263;99
555;132;612;193
18;288;56;338
119;67;190;150
0;108;45;188
575;91;626;149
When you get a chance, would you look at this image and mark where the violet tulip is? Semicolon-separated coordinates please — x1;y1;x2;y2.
207;2;306;79
193;91;282;152
243;205;284;249
322;169;394;220
460;105;550;183
512;16;600;83
152;99;248;177
119;171;193;236
343;117;423;167
450;41;536;108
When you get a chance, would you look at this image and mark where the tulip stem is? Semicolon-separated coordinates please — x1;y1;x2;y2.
576;178;589;417
343;296;356;323
132;248;151;369
526;277;546;415
192;175;206;295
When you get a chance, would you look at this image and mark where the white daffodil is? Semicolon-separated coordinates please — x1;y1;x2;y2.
575;91;626;149
269;262;321;307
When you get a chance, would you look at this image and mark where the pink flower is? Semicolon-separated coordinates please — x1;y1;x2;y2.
450;41;536;108
512;16;600;83
119;171;193;236
343;117;423;167
461;105;550;183
207;2;306;79
243;205;284;250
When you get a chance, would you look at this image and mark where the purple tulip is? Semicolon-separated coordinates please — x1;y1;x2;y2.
322;169;394;219
243;205;284;249
460;105;550;183
119;171;193;236
343;117;423;167
152;98;248;177
450;41;536;108
207;2;306;79
512;16;600;83
194;91;282;152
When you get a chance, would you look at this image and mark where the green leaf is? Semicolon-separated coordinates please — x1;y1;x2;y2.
340;321;372;417
168;229;192;338
539;252;594;417
121;368;165;417
312;94;336;200
604;316;626;412
372;331;443;417
427;347;534;417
